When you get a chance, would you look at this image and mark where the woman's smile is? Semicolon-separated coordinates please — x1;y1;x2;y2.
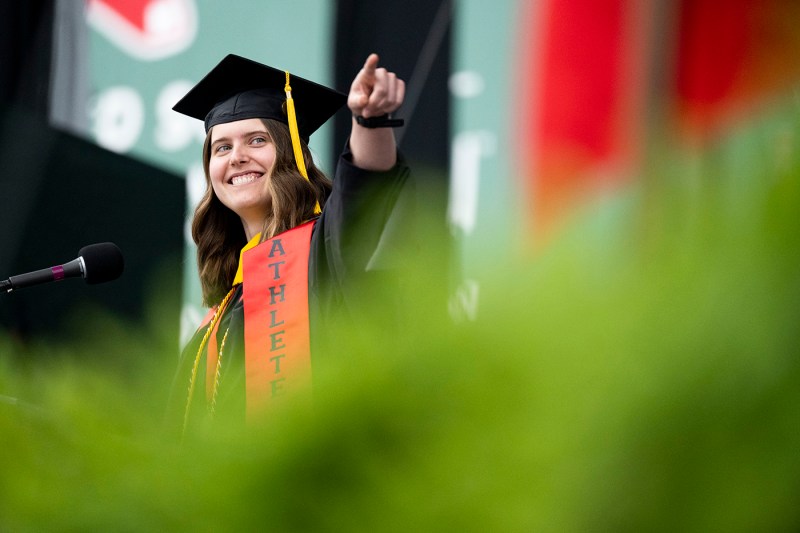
228;171;264;186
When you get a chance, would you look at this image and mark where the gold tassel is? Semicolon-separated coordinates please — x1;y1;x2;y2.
285;71;322;215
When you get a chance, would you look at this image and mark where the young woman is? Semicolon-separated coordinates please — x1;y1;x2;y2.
168;53;408;432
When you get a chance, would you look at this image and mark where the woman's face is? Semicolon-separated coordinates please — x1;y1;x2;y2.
208;118;277;233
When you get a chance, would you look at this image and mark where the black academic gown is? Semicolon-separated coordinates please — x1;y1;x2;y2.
166;146;410;431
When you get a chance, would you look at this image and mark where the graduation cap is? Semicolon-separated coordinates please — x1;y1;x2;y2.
173;54;347;214
173;54;346;138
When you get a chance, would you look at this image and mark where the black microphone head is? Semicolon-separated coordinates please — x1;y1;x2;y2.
79;243;124;285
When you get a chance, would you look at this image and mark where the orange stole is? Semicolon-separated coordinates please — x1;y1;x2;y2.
241;220;315;420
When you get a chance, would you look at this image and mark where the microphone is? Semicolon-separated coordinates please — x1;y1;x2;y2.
1;242;124;293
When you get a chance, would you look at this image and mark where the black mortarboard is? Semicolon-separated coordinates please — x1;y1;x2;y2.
172;54;347;138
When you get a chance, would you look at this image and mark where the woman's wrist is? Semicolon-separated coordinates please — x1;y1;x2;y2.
353;114;404;128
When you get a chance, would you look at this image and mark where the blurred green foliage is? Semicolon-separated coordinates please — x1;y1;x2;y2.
1;103;799;532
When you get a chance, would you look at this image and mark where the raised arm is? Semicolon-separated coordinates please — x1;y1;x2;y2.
347;53;406;171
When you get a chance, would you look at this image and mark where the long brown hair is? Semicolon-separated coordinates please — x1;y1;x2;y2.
192;118;332;306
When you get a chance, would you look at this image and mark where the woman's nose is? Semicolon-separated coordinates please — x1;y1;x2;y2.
229;144;248;164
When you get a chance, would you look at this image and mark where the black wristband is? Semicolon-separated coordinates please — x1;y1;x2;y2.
354;114;404;128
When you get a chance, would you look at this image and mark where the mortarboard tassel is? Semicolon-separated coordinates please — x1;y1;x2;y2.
285;71;322;215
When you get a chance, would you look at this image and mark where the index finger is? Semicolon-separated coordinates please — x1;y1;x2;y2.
363;53;380;75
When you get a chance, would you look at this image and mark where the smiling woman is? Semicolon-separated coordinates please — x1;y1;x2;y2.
167;53;408;434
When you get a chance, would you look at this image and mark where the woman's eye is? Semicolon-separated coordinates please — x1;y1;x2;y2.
214;144;231;154
251;136;267;145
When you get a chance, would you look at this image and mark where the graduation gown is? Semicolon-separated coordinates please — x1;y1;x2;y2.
166;146;410;430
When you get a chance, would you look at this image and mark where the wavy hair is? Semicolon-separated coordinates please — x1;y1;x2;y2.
192;118;332;306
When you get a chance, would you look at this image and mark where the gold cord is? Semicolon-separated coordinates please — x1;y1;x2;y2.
208;325;231;417
182;286;236;437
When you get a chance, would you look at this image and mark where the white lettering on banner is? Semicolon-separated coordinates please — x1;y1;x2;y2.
90;81;206;157
92;86;144;153
449;70;485;99
155;80;206;152
448;130;496;236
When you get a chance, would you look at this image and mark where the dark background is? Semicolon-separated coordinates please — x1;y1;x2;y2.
0;0;180;341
